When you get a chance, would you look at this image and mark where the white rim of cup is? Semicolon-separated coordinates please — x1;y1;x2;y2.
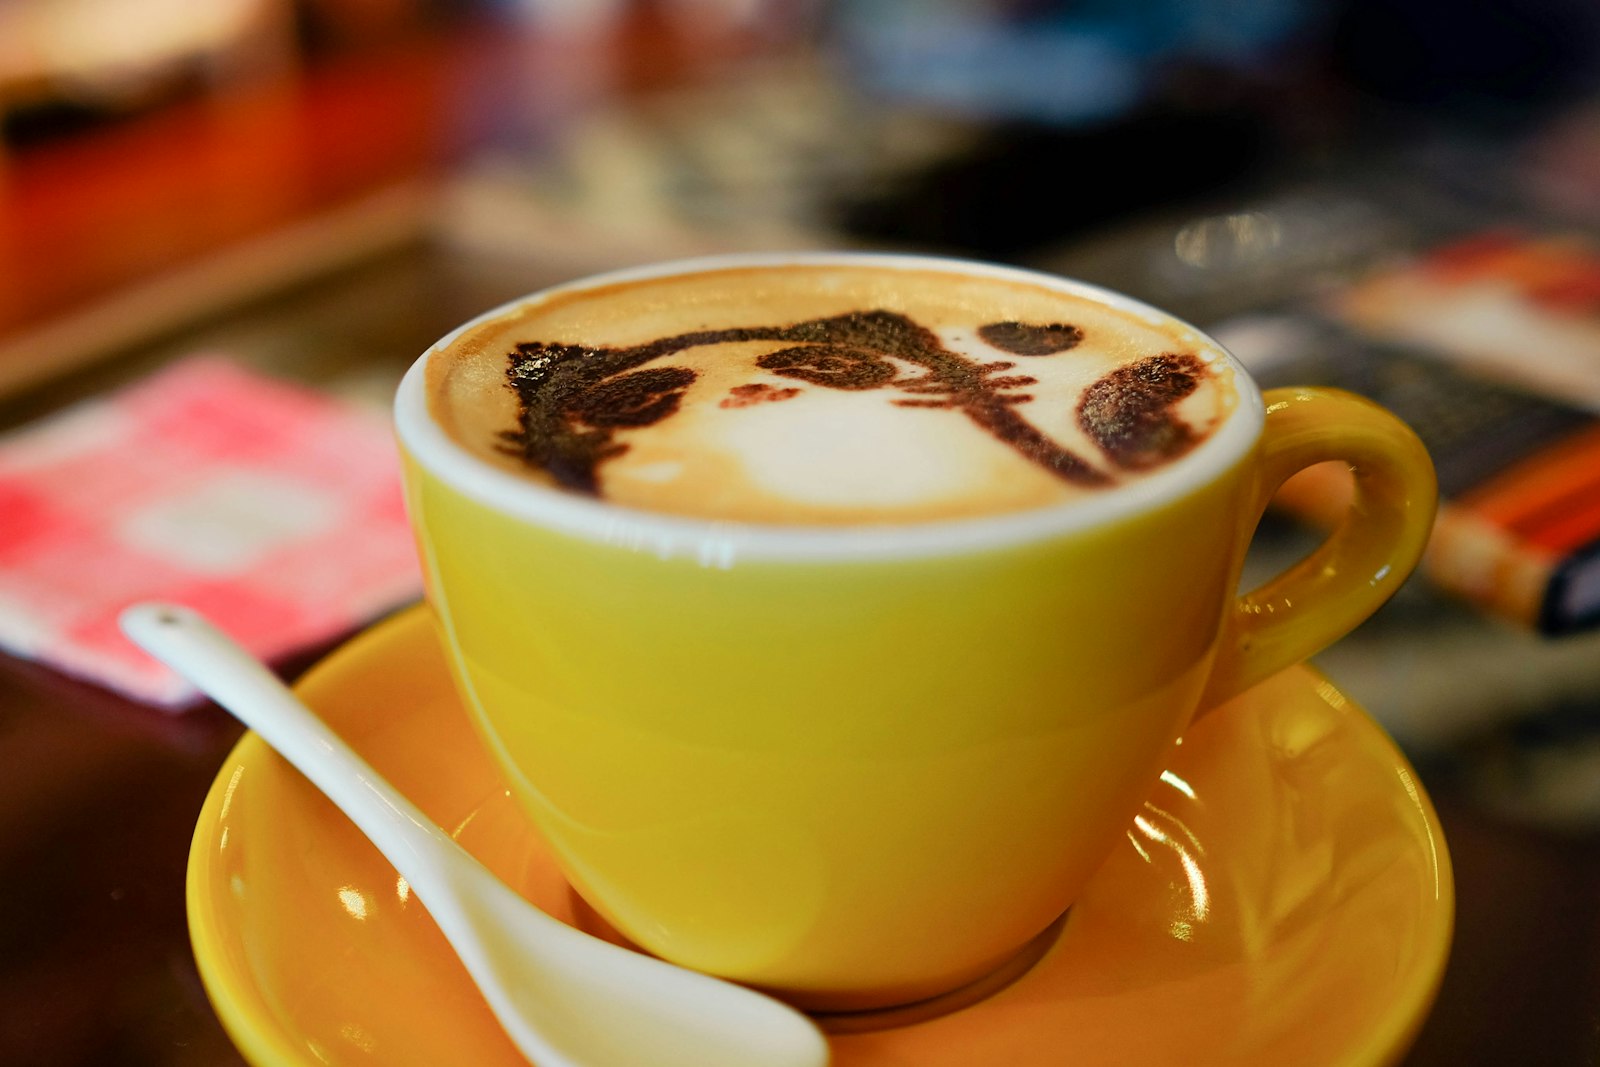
394;252;1265;564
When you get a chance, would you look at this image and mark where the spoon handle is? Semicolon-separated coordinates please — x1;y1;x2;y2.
120;602;833;1067
120;604;457;865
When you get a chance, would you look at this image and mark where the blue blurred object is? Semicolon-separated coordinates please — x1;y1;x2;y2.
830;0;1316;124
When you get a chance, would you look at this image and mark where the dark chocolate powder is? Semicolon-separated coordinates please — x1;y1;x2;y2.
720;383;801;408
1076;354;1207;469
978;321;1085;355
501;310;1212;497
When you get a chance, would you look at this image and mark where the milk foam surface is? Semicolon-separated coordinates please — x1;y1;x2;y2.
427;265;1237;524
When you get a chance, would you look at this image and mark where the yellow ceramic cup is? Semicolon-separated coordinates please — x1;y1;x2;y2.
394;254;1436;1012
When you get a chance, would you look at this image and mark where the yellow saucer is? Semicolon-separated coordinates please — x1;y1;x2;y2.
188;605;1453;1067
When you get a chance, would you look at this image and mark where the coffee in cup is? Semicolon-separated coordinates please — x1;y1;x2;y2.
396;253;1435;1011
425;262;1239;525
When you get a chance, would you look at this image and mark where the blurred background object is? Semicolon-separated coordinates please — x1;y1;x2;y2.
4;0;1599;375
0;0;296;147
1;1;1600;1064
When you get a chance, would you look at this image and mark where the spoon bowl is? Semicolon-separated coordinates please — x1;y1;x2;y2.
121;602;831;1067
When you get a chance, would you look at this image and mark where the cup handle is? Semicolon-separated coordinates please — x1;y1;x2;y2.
1196;386;1437;713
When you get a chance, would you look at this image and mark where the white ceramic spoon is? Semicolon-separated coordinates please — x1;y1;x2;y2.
121;603;831;1067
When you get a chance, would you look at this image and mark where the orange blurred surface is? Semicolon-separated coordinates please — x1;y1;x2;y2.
0;36;459;331
0;10;764;393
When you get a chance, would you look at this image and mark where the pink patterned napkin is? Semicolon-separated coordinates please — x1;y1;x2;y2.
0;357;422;707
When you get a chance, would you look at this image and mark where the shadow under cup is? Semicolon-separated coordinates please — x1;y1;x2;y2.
393;254;1436;1013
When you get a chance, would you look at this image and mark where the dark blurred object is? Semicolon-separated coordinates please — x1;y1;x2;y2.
823;0;1600;257
1329;0;1600;125
294;0;455;54
1466;702;1600;832
821;0;1305;254
829;107;1276;257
